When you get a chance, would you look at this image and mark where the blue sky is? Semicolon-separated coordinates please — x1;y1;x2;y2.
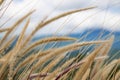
1;0;120;35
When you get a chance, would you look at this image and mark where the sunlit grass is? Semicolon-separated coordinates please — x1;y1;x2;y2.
0;1;120;80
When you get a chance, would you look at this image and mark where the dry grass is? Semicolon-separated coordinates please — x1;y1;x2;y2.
0;1;120;80
0;0;4;5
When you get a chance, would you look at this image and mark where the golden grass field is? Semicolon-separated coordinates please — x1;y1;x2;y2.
0;0;120;80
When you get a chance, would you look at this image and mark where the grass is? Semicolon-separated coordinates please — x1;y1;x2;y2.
0;0;120;80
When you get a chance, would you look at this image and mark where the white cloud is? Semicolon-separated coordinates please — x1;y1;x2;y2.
1;0;120;36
